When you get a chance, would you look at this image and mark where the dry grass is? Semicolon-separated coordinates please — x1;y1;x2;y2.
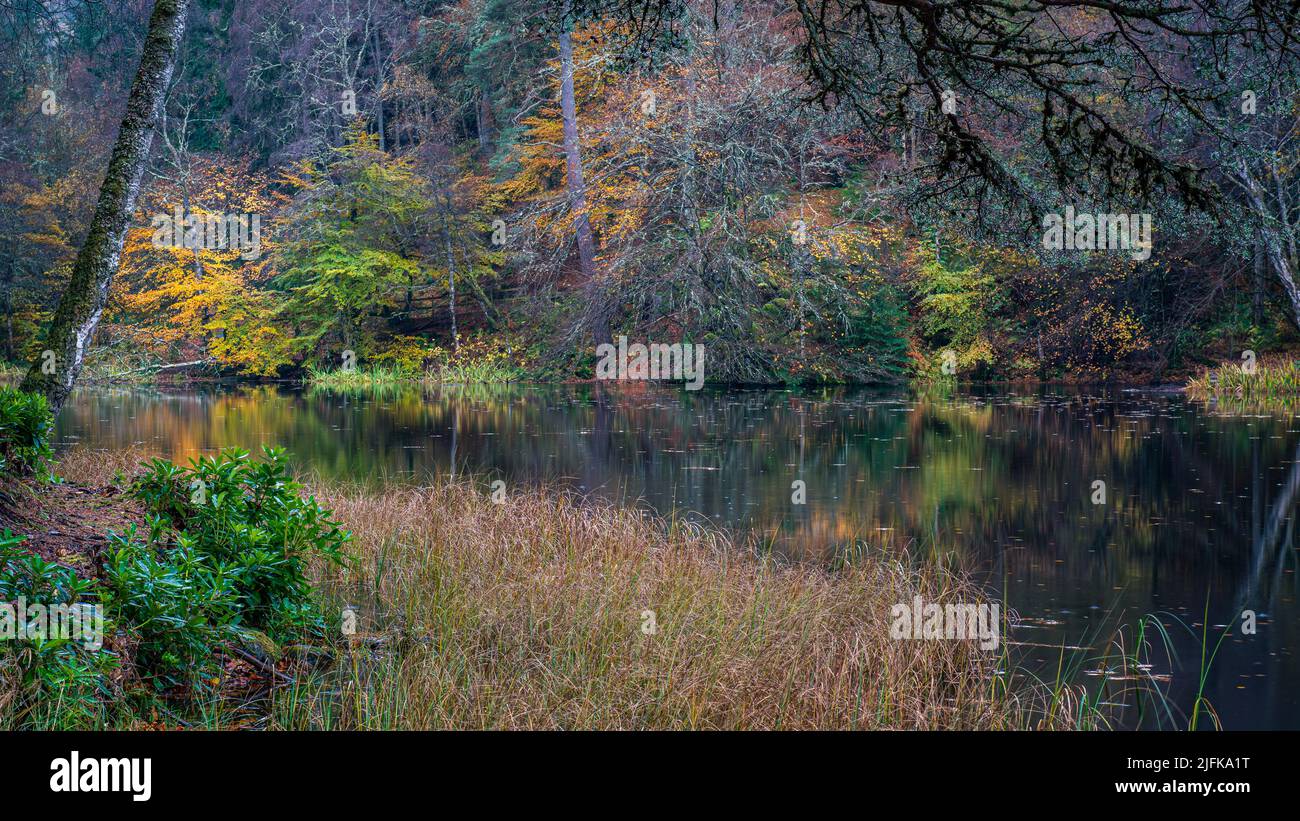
54;445;159;488
55;447;1083;730
281;483;1081;730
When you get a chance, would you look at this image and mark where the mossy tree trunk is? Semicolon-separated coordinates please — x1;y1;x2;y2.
21;0;190;413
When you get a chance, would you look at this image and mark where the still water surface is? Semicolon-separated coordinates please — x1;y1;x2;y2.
54;383;1300;729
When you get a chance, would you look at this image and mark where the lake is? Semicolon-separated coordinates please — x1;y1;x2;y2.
53;382;1300;729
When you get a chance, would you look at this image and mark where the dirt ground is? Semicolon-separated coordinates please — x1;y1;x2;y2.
0;476;145;579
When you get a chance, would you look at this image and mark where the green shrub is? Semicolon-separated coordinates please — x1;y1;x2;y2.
0;530;116;729
0;533;96;604
0;388;52;478
4;445;352;717
110;447;350;688
101;524;241;689
833;281;911;382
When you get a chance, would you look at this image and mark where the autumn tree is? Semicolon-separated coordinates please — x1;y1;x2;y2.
100;155;283;374
269;128;435;367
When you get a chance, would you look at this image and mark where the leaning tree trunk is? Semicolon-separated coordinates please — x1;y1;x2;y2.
559;22;611;346
21;0;190;414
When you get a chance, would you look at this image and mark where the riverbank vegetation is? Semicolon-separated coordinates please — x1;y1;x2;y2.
1187;357;1300;401
306;337;529;389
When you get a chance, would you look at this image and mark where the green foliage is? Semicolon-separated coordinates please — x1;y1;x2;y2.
101;524;241;689
914;249;1000;345
305;364;410;391
912;246;1005;377
93;447;350;690
424;336;528;384
127;446;349;635
430;356;525;385
3;446;353;723
1188;358;1300;400
815;280;911;383
1201;297;1283;359
0;535;96;604
0;387;53;479
307;335;529;390
271;129;435;367
0;530;115;729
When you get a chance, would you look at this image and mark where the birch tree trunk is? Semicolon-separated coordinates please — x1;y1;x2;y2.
21;0;190;413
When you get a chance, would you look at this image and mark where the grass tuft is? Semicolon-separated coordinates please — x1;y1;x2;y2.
1187;356;1300;400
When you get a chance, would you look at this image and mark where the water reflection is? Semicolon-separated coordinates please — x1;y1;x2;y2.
55;382;1300;728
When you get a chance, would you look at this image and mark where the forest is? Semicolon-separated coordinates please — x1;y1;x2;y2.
0;0;1294;389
